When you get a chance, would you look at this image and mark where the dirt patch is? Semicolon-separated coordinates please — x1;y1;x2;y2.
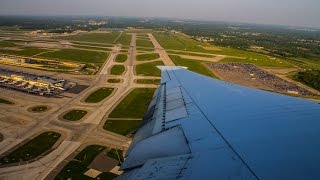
26;42;71;49
208;63;314;96
178;54;225;62
88;152;118;172
264;68;299;75
0;114;29;123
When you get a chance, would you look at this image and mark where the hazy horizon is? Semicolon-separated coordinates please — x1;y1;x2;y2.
1;0;320;28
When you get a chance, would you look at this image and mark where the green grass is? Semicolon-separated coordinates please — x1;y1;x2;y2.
107;149;124;163
219;51;294;68
108;79;121;83
154;32;294;68
110;65;125;75
136;33;149;38
72;41;114;48
30;106;48;112
286;58;320;70
115;54;128;63
136;37;150;41
85;88;114;103
126;29;153;33
136;53;160;61
115;33;132;46
136;39;154;48
72;45;111;51
167;51;214;58
39;49;108;64
0;98;13;105
0;131;61;165
63;110;87;121
136;36;149;39
170;55;218;78
0;47;50;56
109;88;155;118
54;145;118;180
293;70;320;91
0;41;16;47
153;32;211;52
136;61;164;76
136;79;160;84
137;47;154;51
104;120;142;135
1;39;28;43
58;32;121;44
120;49;129;53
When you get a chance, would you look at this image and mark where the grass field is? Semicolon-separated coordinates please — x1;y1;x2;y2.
136;53;160;61
136;39;154;48
153;32;212;53
136;36;149;39
0;39;27;43
136;37;150;41
108;79;122;83
107;149;124;162
0;47;50;56
154;31;295;68
109;88;155;118
110;65;125;75
30;106;48;112
136;47;154;51
219;52;294;68
39;49;108;64
136;61;164;76
115;54;128;63
85;87;114;103
0;41;16;47
54;145;118;180
167;51;215;58
0;98;13;105
63;110;87;121
136;33;149;37
0;131;60;165
71;41;114;48
72;45;111;51
136;79;161;84
104;120;142;135
115;33;132;46
120;49;129;53
286;58;320;70
170;55;218;78
293;70;320;91
59;32;121;44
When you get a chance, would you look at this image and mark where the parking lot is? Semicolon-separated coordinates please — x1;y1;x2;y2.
208;63;314;96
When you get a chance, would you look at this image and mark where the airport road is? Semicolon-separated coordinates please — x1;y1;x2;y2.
148;33;175;66
99;45;121;75
0;34;140;180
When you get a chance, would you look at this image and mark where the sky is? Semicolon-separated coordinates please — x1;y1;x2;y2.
1;0;320;28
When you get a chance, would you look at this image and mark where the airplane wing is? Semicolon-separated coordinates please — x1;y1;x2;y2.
117;66;320;180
